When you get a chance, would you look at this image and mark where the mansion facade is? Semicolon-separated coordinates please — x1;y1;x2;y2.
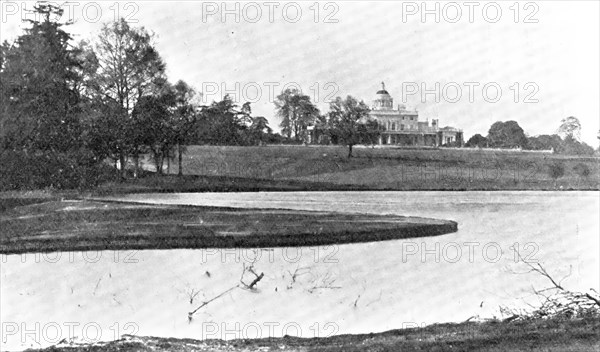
369;83;463;147
305;83;463;147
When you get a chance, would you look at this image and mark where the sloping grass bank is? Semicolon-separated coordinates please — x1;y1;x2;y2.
158;145;600;191
93;173;368;195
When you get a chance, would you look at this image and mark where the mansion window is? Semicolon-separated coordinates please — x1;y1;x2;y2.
400;124;404;130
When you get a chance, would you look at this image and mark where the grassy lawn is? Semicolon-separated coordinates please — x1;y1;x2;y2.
152;145;600;191
25;316;600;351
93;173;366;195
5;146;594;195
0;199;457;254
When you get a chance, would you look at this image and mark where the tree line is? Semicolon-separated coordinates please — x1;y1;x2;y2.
0;5;380;191
465;117;596;155
0;5;275;190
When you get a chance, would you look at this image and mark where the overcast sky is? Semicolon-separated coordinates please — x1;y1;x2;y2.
2;1;599;145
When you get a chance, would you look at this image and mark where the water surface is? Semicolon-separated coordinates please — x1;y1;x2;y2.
2;191;598;350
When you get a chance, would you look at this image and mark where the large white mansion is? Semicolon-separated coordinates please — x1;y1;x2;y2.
306;82;463;146
369;82;463;147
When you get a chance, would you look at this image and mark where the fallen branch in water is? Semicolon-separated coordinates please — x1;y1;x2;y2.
188;284;239;322
241;263;264;290
188;263;265;322
503;249;600;321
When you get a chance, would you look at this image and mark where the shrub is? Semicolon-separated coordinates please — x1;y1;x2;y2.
548;162;565;180
573;163;591;178
441;141;462;148
0;150;116;191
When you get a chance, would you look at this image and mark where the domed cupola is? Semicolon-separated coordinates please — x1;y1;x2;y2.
373;82;393;110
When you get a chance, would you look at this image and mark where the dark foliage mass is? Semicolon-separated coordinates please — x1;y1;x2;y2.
0;5;276;190
0;5;108;190
487;121;529;149
465;134;488;148
548;161;566;180
464;118;595;156
527;134;595;155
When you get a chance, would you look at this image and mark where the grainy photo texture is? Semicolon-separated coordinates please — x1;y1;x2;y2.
0;1;599;351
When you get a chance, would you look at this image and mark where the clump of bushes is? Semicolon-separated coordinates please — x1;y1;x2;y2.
0;150;115;191
548;161;565;180
573;162;591;178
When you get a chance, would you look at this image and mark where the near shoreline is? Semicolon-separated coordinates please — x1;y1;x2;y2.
23;316;600;352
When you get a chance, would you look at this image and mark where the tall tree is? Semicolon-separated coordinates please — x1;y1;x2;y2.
274;89;319;141
558;116;582;141
487;121;529;149
93;18;167;178
172;80;198;176
0;4;84;153
327;96;372;158
131;89;175;174
248;116;272;145
311;113;330;145
86;99;125;166
198;95;250;145
0;4;114;189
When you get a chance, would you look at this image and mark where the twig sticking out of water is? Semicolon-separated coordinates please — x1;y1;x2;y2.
286;265;312;289
187;288;201;304
366;290;383;307
308;272;341;293
353;294;361;308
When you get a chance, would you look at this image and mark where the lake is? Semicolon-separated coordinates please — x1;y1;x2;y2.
1;191;598;350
